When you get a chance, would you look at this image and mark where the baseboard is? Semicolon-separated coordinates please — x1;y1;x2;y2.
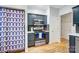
5;49;25;53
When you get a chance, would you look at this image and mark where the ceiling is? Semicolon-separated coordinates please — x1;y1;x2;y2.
27;5;74;10
50;5;65;9
27;5;49;10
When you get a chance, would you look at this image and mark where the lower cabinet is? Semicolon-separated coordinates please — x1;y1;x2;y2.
75;37;79;53
28;32;49;47
69;35;79;53
46;32;49;44
69;35;75;53
28;33;35;47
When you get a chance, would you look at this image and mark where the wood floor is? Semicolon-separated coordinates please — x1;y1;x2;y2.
28;39;69;53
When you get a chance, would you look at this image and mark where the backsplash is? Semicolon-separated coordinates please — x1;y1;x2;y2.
76;24;79;33
71;24;76;33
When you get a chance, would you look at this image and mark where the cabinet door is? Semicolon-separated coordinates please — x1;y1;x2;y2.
28;33;35;47
46;32;49;44
28;14;36;25
43;15;47;25
75;37;79;53
28;13;47;25
73;7;79;24
69;35;75;53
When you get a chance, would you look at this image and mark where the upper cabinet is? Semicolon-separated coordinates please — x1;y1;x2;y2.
43;15;47;25
28;13;35;25
28;13;47;25
73;6;79;24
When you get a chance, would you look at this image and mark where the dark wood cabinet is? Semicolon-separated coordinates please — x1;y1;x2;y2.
28;33;35;47
28;13;49;47
28;14;34;25
28;13;47;25
43;15;47;25
69;35;75;53
73;6;79;24
69;35;79;53
46;32;49;44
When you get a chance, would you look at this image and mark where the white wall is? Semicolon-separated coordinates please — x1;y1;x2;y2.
27;8;47;15
49;7;61;43
1;5;27;10
59;5;75;16
59;5;76;40
61;13;73;40
49;5;77;42
1;5;28;52
27;5;48;15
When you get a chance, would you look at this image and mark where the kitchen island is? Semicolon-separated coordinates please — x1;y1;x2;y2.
69;33;79;53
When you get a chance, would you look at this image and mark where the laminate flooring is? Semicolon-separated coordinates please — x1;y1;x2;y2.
28;39;69;53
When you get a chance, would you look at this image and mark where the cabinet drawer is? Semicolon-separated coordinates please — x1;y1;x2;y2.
35;40;46;46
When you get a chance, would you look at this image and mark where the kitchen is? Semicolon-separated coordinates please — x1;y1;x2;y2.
0;5;79;53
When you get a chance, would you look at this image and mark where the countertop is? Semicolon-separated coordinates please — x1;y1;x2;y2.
28;31;49;33
69;33;79;36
